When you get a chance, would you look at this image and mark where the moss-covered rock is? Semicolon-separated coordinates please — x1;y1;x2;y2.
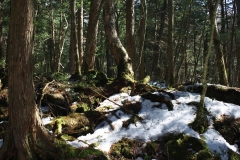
57;141;108;160
162;133;213;160
110;138;138;159
45;113;91;136
144;133;214;160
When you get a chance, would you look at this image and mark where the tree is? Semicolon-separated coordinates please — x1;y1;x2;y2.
0;0;4;61
236;0;240;87
69;0;80;74
209;0;229;86
103;0;134;80
137;0;147;80
85;0;102;71
77;0;84;75
126;0;136;74
167;0;175;86
190;0;220;133
0;0;58;159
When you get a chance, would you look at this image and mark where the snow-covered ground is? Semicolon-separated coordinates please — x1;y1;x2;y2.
1;87;240;159
66;90;240;160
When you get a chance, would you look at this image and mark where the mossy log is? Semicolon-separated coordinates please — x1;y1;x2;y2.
186;84;240;106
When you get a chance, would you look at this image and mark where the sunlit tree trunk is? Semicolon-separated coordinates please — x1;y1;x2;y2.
0;0;58;159
85;0;102;70
77;0;84;75
126;0;136;74
190;0;220;133
103;0;134;79
167;0;175;86
209;0;229;86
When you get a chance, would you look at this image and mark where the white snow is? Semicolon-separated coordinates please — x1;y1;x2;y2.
66;90;240;159
0;87;240;159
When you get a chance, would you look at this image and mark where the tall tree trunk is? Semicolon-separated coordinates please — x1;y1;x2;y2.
236;0;240;87
85;0;102;70
190;0;220;133
209;0;229;86
103;0;134;80
0;0;4;62
175;0;192;83
69;0;79;74
50;0;55;72
0;0;58;159
137;0;147;80
126;0;136;74
167;0;175;86
78;0;84;75
229;0;236;86
54;1;68;72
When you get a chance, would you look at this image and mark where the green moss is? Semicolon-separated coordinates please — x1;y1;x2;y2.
45;113;91;136
228;149;240;160
162;133;213;160
144;133;214;160
76;102;90;113
110;138;137;159
60;134;76;141
56;140;108;160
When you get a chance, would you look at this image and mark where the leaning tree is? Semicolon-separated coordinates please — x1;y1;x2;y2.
103;0;134;80
0;0;59;159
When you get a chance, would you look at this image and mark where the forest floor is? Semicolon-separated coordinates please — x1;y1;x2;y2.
0;73;239;160
63;87;240;160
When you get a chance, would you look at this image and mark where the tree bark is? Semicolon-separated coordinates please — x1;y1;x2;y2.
236;0;240;87
85;0;102;70
208;0;229;86
151;0;167;80
167;0;175;86
137;0;147;80
190;0;220;133
54;0;68;72
69;0;79;74
103;0;134;80
126;0;136;73
0;0;58;159
78;0;84;75
0;0;4;61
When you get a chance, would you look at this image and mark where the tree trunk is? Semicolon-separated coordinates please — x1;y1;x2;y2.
208;0;229;86
190;0;220;133
69;0;79;74
106;42;115;78
0;0;4;61
103;0;134;80
0;0;58;159
78;0;84;75
167;0;175;86
236;0;240;87
85;0;102;70
137;0;147;80
54;0;68;72
126;0;136;74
